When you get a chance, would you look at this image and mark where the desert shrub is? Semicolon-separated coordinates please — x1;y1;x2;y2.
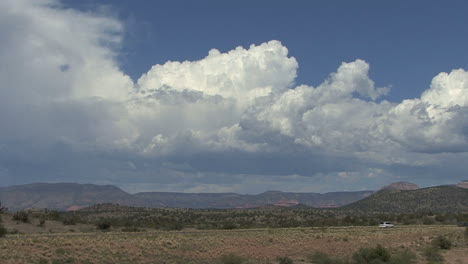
61;216;77;225
12;211;29;223
388;249;416;264
165;221;183;231
424;246;444;264
434;215;446;222
0;223;7;237
465;226;468;245
38;258;49;264
121;227;143;232
38;218;46;227
47;210;61;221
352;244;390;264
276;256;293;264
222;221;237;230
309;252;348;264
219;253;246;264
422;216;435;225
432;235;452;249
96;219;112;230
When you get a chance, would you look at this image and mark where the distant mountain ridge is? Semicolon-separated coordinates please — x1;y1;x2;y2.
133;189;374;209
0;183;142;211
0;182;373;211
344;184;468;213
2;181;467;212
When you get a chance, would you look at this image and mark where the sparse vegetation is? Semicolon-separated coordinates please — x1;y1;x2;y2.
309;252;348;264
0;201;465;263
0;223;6;237
432;235;452;250
352;244;391;263
49;203;468;231
120;226;143;232
424;246;444;264
311;246;416;264
38;217;46;227
465;226;468;245
345;186;468;213
276;256;294;264
389;249;416;264
220;253;247;264
12;211;29;223
96;219;111;230
0;224;463;264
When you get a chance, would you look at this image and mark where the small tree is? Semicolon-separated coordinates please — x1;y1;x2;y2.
0;223;6;237
12;211;29;223
96;219;112;230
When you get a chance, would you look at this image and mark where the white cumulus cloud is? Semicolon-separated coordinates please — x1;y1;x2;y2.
1;0;468;192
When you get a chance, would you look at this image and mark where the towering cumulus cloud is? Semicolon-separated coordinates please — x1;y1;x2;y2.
1;0;467;192
385;70;468;153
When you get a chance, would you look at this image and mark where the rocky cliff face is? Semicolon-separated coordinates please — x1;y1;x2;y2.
457;181;468;189
381;182;420;191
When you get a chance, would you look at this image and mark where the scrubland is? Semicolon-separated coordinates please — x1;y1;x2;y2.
0;224;466;264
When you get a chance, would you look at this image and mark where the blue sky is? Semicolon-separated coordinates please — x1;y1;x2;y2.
1;0;468;193
66;0;468;102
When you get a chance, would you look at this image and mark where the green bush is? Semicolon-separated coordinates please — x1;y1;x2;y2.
0;223;7;237
276;256;293;264
222;222;237;230
434;215;446;222
352;244;390;264
424;246;444;264
422;217;435;225
96;219;111;230
388;249;416;264
219;253;246;264
12;211;29;223
432;235;452;250
309;252;348;264
47;211;61;221
121;227;143;232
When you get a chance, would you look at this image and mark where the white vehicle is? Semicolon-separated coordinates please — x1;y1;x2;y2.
379;222;394;228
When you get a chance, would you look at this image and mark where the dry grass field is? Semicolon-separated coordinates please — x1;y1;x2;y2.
0;224;466;264
1;215;96;235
